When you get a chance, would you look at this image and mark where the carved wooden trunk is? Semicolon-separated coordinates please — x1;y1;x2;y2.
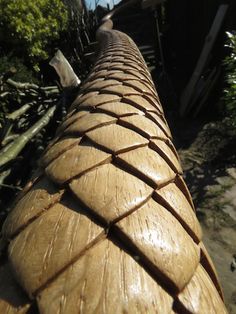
0;17;227;314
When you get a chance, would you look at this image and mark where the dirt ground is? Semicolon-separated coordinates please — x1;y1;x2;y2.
177;120;236;313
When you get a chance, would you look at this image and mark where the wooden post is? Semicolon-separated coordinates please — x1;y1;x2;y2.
180;4;228;116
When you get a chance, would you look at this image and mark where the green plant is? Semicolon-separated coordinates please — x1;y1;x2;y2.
223;31;236;125
0;55;38;83
0;0;68;67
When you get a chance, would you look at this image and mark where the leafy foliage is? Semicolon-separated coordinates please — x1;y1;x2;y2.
0;0;68;65
222;31;236;126
0;55;38;83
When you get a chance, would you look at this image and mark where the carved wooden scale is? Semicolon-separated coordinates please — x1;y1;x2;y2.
0;2;227;313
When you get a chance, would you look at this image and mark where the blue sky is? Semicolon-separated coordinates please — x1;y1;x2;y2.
85;0;121;10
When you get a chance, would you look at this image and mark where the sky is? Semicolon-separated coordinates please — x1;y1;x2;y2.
85;0;121;10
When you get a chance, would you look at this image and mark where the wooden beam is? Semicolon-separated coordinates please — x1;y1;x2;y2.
180;4;228;116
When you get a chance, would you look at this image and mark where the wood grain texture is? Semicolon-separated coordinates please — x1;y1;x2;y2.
147;112;172;138
98;101;143;116
45;143;112;184
0;22;227;313
116;198;200;292
3;178;64;239
56;110;90;135
117;146;175;187
40;137;82;167
119;114;168;139
70;163;153;223
37;239;174;314
154;183;202;242
86;123;149;153
63;112;117;135
122;94;162;113
177;265;227;313
149;139;182;173
8;201;104;296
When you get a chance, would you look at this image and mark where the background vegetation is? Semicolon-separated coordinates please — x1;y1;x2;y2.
222;31;236;135
0;0;95;220
0;0;68;70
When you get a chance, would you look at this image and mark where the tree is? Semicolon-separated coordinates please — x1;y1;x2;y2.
0;0;68;67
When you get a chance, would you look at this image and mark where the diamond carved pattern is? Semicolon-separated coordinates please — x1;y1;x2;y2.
0;18;227;314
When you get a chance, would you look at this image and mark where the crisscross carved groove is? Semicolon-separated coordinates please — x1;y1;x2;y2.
0;10;227;314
